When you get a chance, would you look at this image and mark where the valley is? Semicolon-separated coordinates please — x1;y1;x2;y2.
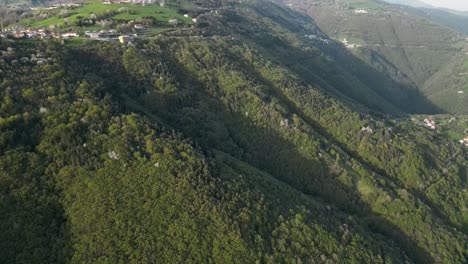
279;0;468;114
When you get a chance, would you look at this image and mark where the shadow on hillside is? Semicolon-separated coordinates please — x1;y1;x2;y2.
0;170;71;263
64;42;436;263
220;42;465;231
179;76;435;263
244;2;443;115
161;49;435;263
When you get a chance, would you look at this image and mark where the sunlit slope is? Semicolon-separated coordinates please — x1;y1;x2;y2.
279;0;467;114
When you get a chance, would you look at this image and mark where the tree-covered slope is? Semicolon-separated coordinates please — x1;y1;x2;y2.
0;1;467;263
390;4;468;35
278;0;468;114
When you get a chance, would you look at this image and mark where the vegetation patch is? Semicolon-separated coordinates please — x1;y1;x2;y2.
18;0;192;35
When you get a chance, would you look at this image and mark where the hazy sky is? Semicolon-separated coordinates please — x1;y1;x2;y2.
419;0;468;10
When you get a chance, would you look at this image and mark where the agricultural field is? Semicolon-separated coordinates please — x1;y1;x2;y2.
438;116;468;141
18;0;192;34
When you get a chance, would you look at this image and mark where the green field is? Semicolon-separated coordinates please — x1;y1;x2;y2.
21;0;191;31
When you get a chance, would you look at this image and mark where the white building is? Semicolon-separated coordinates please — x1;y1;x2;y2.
423;118;436;130
61;32;79;38
354;9;368;14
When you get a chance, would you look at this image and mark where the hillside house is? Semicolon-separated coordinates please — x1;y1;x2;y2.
342;38;361;49
118;35;131;43
361;126;373;134
25;31;38;38
84;30;123;41
61;32;79;38
85;31;101;39
424;118;436;130
354;9;368;14
134;24;145;30
13;32;25;38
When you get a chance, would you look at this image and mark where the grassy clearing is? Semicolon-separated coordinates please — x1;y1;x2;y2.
142;27;173;35
445;130;464;141
22;0;191;30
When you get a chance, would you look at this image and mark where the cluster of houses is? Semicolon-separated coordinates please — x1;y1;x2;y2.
354;9;369;14
0;26;83;40
424;118;437;130
1;0;199;44
361;126;374;134
0;27;136;44
184;14;198;23
0;27;58;39
342;38;362;49
84;30;134;43
85;29;119;40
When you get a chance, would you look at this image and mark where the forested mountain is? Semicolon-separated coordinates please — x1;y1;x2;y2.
278;0;468;114
0;0;467;263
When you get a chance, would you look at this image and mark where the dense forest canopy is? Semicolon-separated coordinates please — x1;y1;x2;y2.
0;0;467;263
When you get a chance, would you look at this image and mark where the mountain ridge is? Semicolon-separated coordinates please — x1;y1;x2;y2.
0;0;467;263
276;0;468;114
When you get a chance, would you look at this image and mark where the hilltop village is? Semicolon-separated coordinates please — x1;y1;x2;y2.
1;0;198;43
